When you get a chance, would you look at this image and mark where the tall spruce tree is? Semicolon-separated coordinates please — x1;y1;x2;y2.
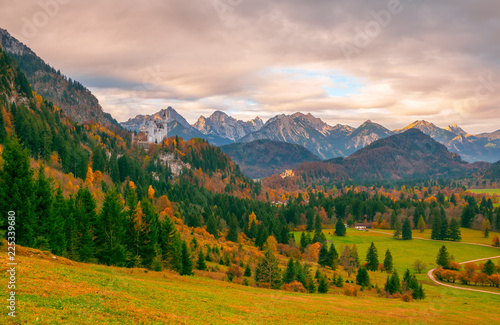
327;243;339;270
48;187;67;256
383;249;393;272
402;218;413;240
436;245;450;269
0;137;35;246
255;249;282;289
356;267;370;287
335;219;346;236
180;241;193;276
448;218;461;241
365;242;379;271
227;215;239;243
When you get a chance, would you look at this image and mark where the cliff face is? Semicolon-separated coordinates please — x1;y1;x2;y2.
193;110;263;141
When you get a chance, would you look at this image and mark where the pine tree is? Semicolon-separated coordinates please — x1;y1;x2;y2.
227;215;239;243
448;218;461;241
255;249;282;289
34;164;53;241
385;270;400;294
436;245;450;269
365;242;379;271
335;219;346;236
244;263;252;277
76;187;97;262
0;137;35;247
383;249;393;272
327;243;339;270
431;213;441;240
140;199;161;268
318;244;329;267
318;275;329;293
94;189;126;266
356;267;370;287
196;250;207;270
206;215;218;238
483;259;495;276
439;207;448;240
48;187;67;256
181;241;193;276
402;218;412;240
283;257;297;284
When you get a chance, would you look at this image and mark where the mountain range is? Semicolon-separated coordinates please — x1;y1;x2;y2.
120;107;500;163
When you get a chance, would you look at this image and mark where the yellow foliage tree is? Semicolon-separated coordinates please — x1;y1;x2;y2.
248;212;257;229
148;185;155;199
84;167;93;187
93;170;102;184
264;235;278;254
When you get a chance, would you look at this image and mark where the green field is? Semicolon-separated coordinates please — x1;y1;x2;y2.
2;244;500;324
293;229;500;274
411;227;500;246
469;189;500;195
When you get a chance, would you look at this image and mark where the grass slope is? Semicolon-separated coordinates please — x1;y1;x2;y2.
2;241;500;324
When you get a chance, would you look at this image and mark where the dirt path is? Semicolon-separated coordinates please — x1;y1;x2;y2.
368;229;500;295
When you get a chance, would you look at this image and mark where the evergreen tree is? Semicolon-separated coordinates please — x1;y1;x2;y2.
439;208;448;240
335;219;346;236
94;189;126;266
385;270;400;294
181;241;193;276
402;218;412;240
483;259;495;276
365;242;379;271
76;187;97;262
448;218;461;241
0;137;35;246
244;263;252;277
34;164;53;241
227;215;239;243
48;187;67;256
0;106;7;143
160;214;183;273
206;214;218;238
356;267;370;287
431;214;441;240
383;249;393;272
196;250;207;270
140;199;161;268
436;245;450;269
327;243;339;270
318;275;329;293
283;257;297;284
255;249;282;289
317;244;329;267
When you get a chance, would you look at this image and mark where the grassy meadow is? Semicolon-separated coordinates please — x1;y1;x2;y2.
1;243;500;325
293;228;500;274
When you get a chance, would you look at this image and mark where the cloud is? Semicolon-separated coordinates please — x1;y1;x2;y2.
0;0;498;133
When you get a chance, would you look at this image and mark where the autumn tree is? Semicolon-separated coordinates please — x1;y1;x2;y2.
481;219;491;238
492;235;500;247
417;215;425;233
393;220;402;239
412;259;427;274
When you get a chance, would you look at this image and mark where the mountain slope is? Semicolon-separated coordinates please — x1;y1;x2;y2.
239;112;346;159
394;120;457;143
221;139;320;179
0;28;118;127
315;129;485;181
344;120;393;155
193;110;263;141
445;124;467;136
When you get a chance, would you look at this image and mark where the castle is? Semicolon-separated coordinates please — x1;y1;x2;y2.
147;114;168;144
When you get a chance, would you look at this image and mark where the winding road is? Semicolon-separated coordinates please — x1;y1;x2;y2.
368;230;500;295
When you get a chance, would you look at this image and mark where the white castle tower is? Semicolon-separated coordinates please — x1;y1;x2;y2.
147;111;168;144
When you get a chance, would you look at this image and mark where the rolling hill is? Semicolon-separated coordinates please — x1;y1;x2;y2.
221;139;321;179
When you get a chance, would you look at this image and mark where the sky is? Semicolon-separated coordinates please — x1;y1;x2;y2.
0;0;499;133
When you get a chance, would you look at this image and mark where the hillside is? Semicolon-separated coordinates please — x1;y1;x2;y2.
0;28;118;127
318;129;483;181
221;139;321;179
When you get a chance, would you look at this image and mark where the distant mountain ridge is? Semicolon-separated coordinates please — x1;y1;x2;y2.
0;28;118;127
121;107;500;163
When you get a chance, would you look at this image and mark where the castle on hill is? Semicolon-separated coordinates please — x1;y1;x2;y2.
147;114;168;144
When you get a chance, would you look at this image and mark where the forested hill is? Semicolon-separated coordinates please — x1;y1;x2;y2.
0;28;119;127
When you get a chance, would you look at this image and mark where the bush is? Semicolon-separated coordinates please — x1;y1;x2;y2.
401;292;413;302
282;281;307;293
343;285;358;297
